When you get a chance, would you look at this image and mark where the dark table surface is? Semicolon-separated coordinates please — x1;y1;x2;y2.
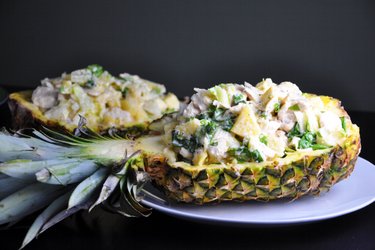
0;86;374;250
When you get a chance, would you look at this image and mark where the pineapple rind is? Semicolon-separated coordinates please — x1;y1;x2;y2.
145;124;360;204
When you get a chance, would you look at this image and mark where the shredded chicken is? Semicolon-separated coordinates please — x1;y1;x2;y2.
32;86;58;109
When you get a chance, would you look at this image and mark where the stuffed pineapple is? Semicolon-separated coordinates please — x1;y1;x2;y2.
0;78;360;248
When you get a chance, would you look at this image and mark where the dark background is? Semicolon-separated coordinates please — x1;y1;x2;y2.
0;0;374;111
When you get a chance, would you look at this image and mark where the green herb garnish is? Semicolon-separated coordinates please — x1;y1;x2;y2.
122;87;129;97
340;117;347;132
298;132;316;149
289;104;300;111
152;86;162;95
87;64;104;77
259;134;268;145
196;105;235;131
288;123;329;150
233;94;246;105
199;119;218;137
172;130;201;153
287;123;303;139
228;147;264;163
274;103;280;113
311;144;330;150
84;79;96;88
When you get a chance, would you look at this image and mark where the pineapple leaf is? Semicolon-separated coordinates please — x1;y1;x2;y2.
89;174;121;212
35;160;98;185
68;167;108;209
20;191;72;250
118;167;152;217
97;157;151;217
0;177;32;200
0;183;64;225
0;173;8;180
88;151;137;212
0;117;153;247
1;158;78;181
39;198;94;235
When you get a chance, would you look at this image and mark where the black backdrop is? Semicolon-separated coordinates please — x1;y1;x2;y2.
0;0;374;111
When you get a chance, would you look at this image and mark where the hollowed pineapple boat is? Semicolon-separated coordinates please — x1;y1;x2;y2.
9;65;180;133
0;79;360;248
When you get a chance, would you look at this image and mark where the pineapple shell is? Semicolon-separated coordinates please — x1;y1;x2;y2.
145;130;360;204
143;94;361;204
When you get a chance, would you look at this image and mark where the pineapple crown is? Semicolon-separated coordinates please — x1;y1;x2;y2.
0;119;157;249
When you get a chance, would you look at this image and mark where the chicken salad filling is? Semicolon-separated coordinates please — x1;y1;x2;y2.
164;79;350;165
31;65;180;131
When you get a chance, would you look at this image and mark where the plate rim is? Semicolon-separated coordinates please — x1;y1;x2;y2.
141;157;375;225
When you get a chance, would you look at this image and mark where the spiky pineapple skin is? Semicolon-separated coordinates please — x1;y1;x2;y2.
145;127;360;204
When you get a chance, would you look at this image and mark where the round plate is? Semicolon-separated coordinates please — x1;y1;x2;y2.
0;87;8;106
141;157;375;225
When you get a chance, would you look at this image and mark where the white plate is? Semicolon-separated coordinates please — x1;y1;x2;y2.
141;157;375;225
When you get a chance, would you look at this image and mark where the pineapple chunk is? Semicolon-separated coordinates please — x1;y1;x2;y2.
260;86;276;105
193;150;208;166
163;93;180;111
304;109;319;132
316;111;346;146
267;133;288;157
175;118;201;137
143;99;167;116
231;105;261;138
255;78;276;92
260;86;280;113
294;111;306;133
209;85;230;108
163;121;178;145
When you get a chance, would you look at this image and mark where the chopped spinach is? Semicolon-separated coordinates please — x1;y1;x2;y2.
298;131;316;149
171;130;201;153
228;147;264;163
287;123;303;139
289;104;300;111
340;117;347;132
251;149;264;163
233;94;246;105
196;105;235;131
87;64;104;77
288;123;330;150
219;118;235;131
260;112;267;119
273;102;280;113
152;86;162;95
311;144;330;150
84;64;104;88
122;87;129;97
199;119;217;136
259;134;268;145
84;79;96;88
195;119;218;146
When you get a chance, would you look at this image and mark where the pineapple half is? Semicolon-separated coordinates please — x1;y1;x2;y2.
0;79;360;248
8;65;180;134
